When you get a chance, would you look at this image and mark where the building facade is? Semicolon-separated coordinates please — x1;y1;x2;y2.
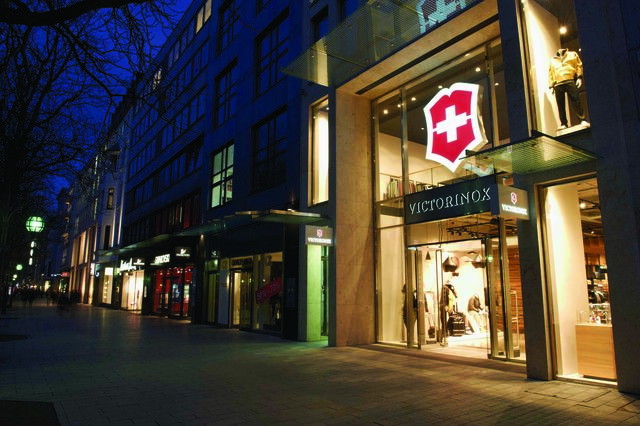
284;0;640;394
63;0;640;395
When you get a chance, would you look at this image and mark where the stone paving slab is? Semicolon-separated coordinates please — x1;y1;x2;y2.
0;300;639;426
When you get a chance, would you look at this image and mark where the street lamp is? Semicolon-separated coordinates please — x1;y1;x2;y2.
26;217;44;287
26;216;45;233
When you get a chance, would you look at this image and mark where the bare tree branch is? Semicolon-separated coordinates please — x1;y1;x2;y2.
1;0;150;26
0;0;185;299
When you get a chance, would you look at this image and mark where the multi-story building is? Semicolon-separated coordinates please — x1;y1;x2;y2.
88;0;640;394
62;94;133;306
42;188;72;294
91;96;135;309
119;0;212;320
284;0;640;394
65;170;98;303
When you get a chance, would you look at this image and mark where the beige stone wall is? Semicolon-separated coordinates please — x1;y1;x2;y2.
330;90;375;346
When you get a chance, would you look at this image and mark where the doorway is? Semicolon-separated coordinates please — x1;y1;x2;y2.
228;269;251;328
405;219;525;361
407;240;490;356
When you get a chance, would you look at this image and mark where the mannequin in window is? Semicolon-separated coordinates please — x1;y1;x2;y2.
466;294;484;333
548;48;589;131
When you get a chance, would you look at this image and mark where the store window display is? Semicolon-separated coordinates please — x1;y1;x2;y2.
548;48;589;131
466;294;487;333
522;0;590;135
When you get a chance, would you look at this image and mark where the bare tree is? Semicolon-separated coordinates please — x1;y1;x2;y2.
0;0;185;312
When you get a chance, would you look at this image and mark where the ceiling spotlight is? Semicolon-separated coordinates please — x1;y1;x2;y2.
559;26;567;35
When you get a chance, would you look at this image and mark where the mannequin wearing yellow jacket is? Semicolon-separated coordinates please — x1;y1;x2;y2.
548;48;589;130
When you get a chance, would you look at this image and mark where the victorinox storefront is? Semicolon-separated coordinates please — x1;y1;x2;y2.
286;0;640;393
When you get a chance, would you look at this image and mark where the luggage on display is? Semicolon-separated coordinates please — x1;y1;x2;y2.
447;313;465;336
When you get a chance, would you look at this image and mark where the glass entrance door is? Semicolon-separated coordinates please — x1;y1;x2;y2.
231;270;251;328
486;220;525;361
417;240;491;356
239;270;251;329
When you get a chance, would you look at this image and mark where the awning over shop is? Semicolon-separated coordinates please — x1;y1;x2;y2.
99;234;196;258
283;0;485;90
173;209;330;238
461;131;599;175
235;209;329;224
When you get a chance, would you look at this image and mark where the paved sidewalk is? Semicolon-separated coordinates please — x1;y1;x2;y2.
1;299;639;426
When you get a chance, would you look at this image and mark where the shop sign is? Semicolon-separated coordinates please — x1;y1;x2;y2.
405;175;495;224
132;258;145;267
231;257;253;268
153;254;171;265
175;247;191;258
492;184;530;220
255;277;282;304
423;82;487;172
120;258;138;272
305;225;334;246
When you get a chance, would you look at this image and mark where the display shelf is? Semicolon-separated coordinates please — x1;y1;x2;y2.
379;172;432;200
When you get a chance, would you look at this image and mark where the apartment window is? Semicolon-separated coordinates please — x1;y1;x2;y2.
311;99;329;204
253;109;287;191
340;0;358;21
257;12;289;95
196;0;212;33
312;7;329;42
219;0;240;51
152;67;162;90
103;225;111;250
211;143;234;208
106;187;115;209
186;138;203;174
216;60;238;126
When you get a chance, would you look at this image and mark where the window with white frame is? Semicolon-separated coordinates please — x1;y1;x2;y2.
211;143;234;208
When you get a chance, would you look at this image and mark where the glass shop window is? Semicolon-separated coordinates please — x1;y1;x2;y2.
521;0;590;136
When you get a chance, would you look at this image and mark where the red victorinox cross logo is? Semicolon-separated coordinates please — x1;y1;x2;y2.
423;82;487;172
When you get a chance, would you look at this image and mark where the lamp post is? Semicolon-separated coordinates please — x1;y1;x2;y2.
26;216;44;288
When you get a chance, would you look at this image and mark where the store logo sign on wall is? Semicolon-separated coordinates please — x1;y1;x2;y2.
175;247;191;258
153;254;171;265
423;82;487;172
405;175;495;224
305;225;334;246
120;258;137;272
491;183;530;220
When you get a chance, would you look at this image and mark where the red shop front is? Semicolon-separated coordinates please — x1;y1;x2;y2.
151;259;194;319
